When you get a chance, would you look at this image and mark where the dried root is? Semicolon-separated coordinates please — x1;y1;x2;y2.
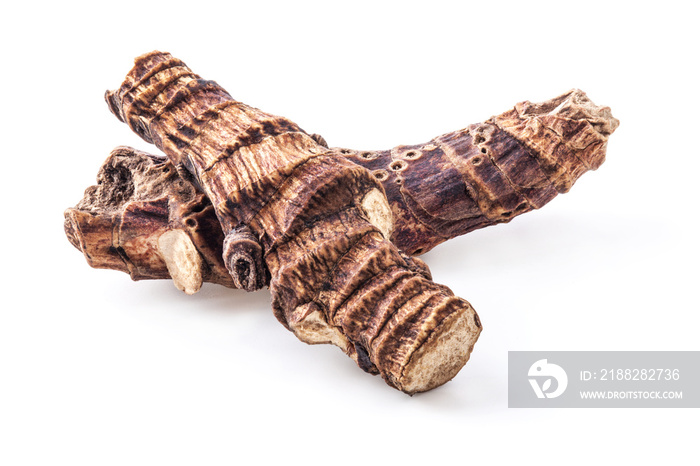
345;88;618;255
67;89;618;288
100;51;485;393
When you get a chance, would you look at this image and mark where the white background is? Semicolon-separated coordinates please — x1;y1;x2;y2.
2;0;698;464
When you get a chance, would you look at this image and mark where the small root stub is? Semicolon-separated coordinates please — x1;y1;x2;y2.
223;226;266;292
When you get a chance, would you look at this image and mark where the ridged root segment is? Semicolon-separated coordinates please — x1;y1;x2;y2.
64;146;233;289
261;156;481;393
342;89;619;254
490;89;619;192
107;51;481;393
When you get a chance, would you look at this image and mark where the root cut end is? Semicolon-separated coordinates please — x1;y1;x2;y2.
399;301;482;394
158;229;203;295
361;188;393;239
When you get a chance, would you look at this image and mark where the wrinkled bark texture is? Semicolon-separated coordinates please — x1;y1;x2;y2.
100;51;484;394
